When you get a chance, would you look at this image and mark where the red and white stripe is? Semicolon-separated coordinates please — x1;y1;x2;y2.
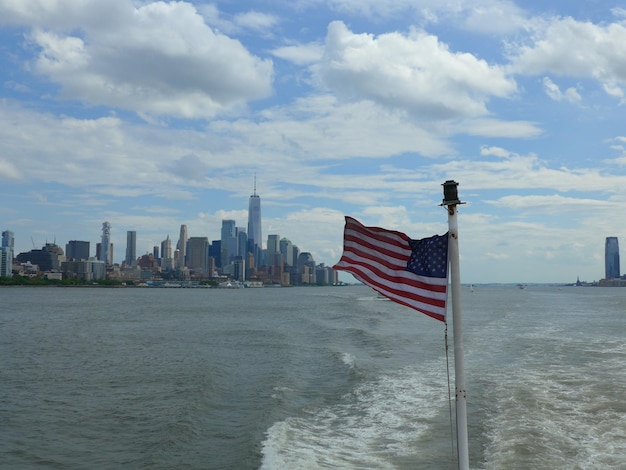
333;216;448;322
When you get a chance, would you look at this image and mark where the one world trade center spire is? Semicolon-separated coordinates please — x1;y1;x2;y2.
247;176;262;268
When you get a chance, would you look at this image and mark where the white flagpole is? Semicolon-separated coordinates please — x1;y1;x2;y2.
442;180;469;470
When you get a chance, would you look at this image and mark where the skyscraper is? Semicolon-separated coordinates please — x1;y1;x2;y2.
1;230;14;278
187;237;209;271
161;235;172;260
66;240;90;260
237;227;248;260
2;230;14;250
177;224;188;269
605;236;620;279
125;230;137;266
101;222;112;265
221;220;236;268
280;237;293;266
267;234;280;266
247;177;262;268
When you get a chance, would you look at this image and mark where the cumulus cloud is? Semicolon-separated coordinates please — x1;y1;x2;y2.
542;77;581;103
458;1;529;34
164;154;210;182
313;21;517;120
510;17;626;101
480;146;512;158
311;0;528;34
0;159;21;179
5;0;273;119
271;43;324;65
198;4;279;36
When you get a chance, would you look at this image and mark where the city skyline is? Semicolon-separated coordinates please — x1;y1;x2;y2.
5;184;319;273
3;2;626;283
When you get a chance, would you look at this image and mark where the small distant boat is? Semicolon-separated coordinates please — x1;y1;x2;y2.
218;281;243;289
244;281;263;288
518;284;526;289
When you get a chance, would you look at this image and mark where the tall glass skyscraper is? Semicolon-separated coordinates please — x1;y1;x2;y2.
221;219;237;268
176;224;188;269
605;236;620;279
2;230;14;250
1;230;14;277
101;222;111;266
247;178;262;267
266;234;280;266
125;230;137;266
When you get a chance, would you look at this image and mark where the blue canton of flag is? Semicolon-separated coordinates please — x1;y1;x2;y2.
407;235;449;279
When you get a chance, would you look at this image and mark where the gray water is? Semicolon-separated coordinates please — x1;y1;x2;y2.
1;285;624;469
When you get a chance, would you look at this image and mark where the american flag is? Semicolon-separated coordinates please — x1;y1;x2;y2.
333;216;449;322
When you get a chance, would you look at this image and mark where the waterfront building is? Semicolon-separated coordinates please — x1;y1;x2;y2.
176;225;188;269
221;220;236;268
605;236;620;279
161;235;172;259
1;230;15;277
16;243;65;272
233;256;245;282
96;242;113;266
292;245;300;267
237;227;248;260
187;237;209;272
209;240;221;268
66;240;90;261
125;231;137;266
297;252;316;284
100;222;112;265
247;178;262;268
160;235;173;270
2;230;14;250
61;259;94;280
0;247;11;277
267;234;280;267
280;237;293;266
207;256;216;278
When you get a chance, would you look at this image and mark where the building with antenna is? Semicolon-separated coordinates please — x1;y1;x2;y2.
247;176;262;268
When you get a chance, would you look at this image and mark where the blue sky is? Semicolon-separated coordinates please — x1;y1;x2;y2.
2;0;626;283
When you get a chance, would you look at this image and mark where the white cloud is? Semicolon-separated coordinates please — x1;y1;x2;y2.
199;4;279;36
489;194;617;213
12;1;273;119
233;11;280;33
480;146;512;158
542;77;581;103
510;17;626;101
0;159;20;179
272;43;324;65
456;118;541;138
308;0;528;34
459;1;529;34
313;21;517;120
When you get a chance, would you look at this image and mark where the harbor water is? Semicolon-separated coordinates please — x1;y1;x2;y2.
1;285;625;469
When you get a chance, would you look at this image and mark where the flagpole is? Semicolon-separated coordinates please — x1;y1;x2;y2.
442;180;469;470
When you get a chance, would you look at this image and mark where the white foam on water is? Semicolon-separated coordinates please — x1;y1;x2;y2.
482;341;626;469
260;362;448;469
339;352;357;369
